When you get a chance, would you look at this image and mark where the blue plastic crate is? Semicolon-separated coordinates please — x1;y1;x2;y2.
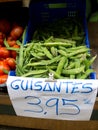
22;0;96;79
24;0;86;44
28;0;86;23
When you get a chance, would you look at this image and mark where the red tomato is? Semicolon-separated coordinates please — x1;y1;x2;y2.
5;58;16;70
0;60;10;75
11;51;17;59
7;36;14;41
7;40;17;47
11;44;20;59
12;44;20;48
0;47;10;59
0;74;8;84
10;26;24;40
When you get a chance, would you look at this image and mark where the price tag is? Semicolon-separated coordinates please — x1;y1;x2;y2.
7;76;98;120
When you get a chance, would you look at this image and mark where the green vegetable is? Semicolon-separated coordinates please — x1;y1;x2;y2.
22;70;48;77
56;56;66;75
62;66;85;75
79;69;94;79
15;17;96;79
43;47;53;59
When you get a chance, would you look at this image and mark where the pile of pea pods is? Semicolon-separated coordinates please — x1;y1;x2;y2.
15;36;96;79
15;17;96;79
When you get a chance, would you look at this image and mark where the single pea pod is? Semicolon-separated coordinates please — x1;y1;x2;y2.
62;66;85;75
58;46;67;52
78;69;94;79
25;55;61;67
66;61;75;69
84;55;97;70
49;69;65;79
75;59;81;68
22;69;48;77
31;52;44;59
63;58;68;69
66;45;86;52
58;49;68;57
50;46;58;56
43;47;53;59
53;38;76;44
70;75;75;79
68;48;90;57
16;64;25;76
37;52;46;57
44;42;75;47
34;65;57;70
56;56;66;75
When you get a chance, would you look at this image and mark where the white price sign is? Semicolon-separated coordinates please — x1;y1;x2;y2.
7;76;98;120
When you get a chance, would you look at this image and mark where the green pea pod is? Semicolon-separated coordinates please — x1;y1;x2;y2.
44;42;74;47
49;69;64;79
75;59;80;68
34;65;57;70
84;55;97;70
45;36;54;42
16;64;24;76
66;45;86;52
79;69;94;79
68;48;90;57
22;69;48;77
53;38;76;44
19;45;24;67
25;55;61;67
32;74;48;78
58;49;68;57
70;75;75;79
24;43;34;58
37;52;45;57
58;46;67;52
56;56;66;75
70;53;87;60
43;47;53;59
62;66;85;75
73;25;78;37
64;58;68;69
88;55;97;66
50;46;58;56
67;62;75;69
31;52;44;59
72;36;83;41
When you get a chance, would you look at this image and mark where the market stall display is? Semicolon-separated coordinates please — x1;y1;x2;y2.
1;0;98;129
